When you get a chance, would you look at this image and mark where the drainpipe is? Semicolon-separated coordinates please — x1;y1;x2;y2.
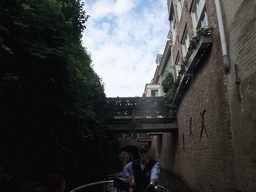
214;0;230;72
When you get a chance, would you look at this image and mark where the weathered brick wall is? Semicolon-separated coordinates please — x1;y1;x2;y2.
159;133;176;170
150;132;178;177
222;0;256;190
171;0;236;190
174;46;235;191
150;135;161;159
151;1;256;191
153;0;235;191
172;0;194;62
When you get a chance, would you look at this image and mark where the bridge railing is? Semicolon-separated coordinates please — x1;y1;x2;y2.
106;97;175;118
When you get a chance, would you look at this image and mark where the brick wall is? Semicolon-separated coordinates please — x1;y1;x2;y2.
222;0;256;190
174;45;235;191
172;1;237;190
152;0;235;191
151;1;256;191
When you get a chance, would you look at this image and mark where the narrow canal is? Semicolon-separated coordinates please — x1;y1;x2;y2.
101;169;192;192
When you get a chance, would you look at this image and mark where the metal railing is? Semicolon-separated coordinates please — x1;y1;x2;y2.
70;180;169;192
71;180;114;192
156;185;169;192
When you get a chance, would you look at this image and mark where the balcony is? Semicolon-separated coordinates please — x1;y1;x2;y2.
172;35;213;106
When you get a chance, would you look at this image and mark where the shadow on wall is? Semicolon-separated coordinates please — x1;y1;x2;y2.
172;131;178;165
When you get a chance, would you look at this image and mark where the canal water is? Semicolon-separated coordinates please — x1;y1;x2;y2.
105;169;192;192
158;169;191;192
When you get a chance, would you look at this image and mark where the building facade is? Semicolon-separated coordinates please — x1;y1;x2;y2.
149;0;256;191
222;0;256;190
144;54;164;97
144;83;162;97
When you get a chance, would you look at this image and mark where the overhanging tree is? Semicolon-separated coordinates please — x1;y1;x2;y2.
0;0;115;190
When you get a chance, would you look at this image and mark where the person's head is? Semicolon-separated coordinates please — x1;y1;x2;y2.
42;173;65;192
139;145;150;163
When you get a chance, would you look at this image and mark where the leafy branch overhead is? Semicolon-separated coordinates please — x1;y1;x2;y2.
0;0;105;133
1;0;89;59
0;0;114;185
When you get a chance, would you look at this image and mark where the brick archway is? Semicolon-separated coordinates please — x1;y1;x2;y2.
118;145;140;161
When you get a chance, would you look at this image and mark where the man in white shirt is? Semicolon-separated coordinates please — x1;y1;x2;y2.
123;145;160;192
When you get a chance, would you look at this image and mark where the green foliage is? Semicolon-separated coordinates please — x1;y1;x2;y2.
115;116;132;119
162;72;174;93
162;72;175;104
196;26;213;37
182;26;213;67
0;0;114;189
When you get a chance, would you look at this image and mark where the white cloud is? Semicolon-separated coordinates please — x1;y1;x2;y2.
89;0;138;18
82;0;169;97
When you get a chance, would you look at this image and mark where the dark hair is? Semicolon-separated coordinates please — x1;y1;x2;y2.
42;173;65;192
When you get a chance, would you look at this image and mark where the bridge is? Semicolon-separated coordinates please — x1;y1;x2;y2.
105;97;177;133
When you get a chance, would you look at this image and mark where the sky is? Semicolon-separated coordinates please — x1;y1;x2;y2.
81;0;169;97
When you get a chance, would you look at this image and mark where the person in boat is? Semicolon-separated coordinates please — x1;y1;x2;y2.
123;144;160;192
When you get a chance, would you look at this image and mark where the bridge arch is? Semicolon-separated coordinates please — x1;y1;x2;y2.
118;145;140;161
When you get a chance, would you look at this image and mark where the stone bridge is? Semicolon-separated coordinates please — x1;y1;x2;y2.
105;97;177;160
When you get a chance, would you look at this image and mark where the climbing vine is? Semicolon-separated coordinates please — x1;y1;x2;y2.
162;72;175;104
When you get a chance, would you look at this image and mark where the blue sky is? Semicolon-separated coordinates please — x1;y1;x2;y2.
82;0;169;97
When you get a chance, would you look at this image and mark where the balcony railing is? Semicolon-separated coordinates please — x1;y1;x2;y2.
172;35;213;106
106;97;174;118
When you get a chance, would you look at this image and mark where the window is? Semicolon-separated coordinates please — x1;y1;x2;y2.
181;26;190;57
169;2;177;44
177;0;185;20
151;90;159;97
201;11;208;28
172;16;177;43
191;0;208;33
174;53;181;80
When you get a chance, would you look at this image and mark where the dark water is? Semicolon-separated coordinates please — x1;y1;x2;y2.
158;169;192;192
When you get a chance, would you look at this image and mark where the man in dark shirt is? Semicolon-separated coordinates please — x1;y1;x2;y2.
123;145;160;192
